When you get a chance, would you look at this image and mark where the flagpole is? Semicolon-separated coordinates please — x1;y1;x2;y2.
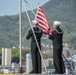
19;0;23;73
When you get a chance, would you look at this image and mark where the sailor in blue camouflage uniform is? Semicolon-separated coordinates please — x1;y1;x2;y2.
26;19;42;74
48;21;65;74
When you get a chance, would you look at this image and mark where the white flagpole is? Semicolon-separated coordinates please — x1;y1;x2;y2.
19;0;23;73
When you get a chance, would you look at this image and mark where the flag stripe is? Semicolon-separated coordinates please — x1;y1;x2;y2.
36;18;48;27
36;6;51;35
38;23;48;30
37;11;45;18
38;26;48;33
37;17;49;29
36;18;47;27
36;15;47;23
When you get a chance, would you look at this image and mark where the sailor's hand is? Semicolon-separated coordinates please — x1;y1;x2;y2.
50;30;53;34
48;30;52;35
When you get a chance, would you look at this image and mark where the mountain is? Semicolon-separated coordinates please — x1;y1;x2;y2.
0;0;76;49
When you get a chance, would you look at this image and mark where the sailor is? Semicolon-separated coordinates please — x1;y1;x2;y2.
26;19;42;73
48;21;65;74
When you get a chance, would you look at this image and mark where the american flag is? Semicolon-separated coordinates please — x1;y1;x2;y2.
35;6;51;35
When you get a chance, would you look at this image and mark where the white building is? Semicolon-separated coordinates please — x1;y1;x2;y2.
2;48;11;67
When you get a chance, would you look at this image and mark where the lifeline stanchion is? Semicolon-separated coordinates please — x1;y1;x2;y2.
62;54;75;74
22;0;48;73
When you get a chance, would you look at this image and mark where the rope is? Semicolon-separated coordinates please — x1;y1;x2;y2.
22;0;48;73
24;0;35;16
37;0;40;5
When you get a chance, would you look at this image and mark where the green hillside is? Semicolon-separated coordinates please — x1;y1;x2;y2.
0;0;76;49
